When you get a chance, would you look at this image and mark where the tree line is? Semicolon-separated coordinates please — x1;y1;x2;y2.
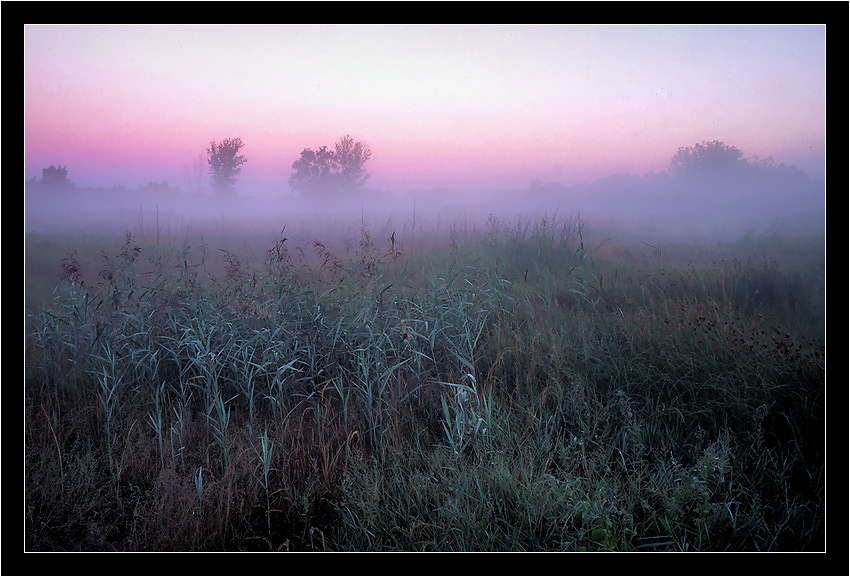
27;134;373;197
28;139;809;196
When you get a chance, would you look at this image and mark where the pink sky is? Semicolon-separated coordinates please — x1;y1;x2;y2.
24;25;826;196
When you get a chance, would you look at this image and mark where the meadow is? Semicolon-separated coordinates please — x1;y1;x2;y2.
24;208;825;553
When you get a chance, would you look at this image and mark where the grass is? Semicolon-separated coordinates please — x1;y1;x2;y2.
24;211;825;552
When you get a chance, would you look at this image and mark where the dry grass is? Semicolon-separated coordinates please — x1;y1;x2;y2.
24;213;825;552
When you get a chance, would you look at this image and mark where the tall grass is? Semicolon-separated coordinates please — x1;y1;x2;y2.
24;213;824;552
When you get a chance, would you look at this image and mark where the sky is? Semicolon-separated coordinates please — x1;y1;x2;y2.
24;24;826;197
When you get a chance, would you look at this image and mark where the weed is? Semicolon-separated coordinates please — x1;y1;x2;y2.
24;215;824;551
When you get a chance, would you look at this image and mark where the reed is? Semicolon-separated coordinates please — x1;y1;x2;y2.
24;213;824;552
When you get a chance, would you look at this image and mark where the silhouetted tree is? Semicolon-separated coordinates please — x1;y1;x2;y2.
289;146;336;194
669;140;746;179
40;165;73;189
333;134;372;190
207;137;247;196
289;134;371;195
670;140;812;190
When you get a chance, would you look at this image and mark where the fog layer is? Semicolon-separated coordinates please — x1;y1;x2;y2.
25;163;825;250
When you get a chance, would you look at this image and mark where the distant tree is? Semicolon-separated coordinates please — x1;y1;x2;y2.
207;137;247;196
333;134;372;190
139;181;173;196
670;140;812;190
289;146;337;194
289;134;372;195
669;140;746;179
40;165;73;189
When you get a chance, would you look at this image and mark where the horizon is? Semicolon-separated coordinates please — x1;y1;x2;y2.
25;24;826;197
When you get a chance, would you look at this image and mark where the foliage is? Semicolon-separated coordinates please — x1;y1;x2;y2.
24;216;824;553
289;134;372;195
669;140;747;178
668;140;814;187
39;165;73;190
207;137;247;196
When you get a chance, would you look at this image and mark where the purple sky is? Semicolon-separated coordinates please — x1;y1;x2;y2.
24;24;826;196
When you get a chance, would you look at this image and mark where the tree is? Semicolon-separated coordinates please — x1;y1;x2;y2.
40;165;72;189
289;146;336;194
670;140;812;188
289;134;372;195
669;140;746;179
333;134;372;190
207;137;247;196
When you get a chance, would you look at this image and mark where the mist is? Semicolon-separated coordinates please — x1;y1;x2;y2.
25;23;826;246
24;24;828;555
24;158;825;254
25;23;825;249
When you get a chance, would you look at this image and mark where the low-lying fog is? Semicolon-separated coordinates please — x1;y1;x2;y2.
24;166;825;251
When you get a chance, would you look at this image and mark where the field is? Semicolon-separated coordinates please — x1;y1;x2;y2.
24;207;825;554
